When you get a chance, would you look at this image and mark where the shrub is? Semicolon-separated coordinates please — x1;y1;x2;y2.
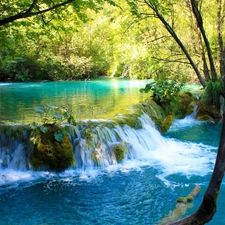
140;79;183;114
202;80;223;108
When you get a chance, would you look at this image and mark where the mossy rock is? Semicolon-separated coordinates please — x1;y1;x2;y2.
160;115;173;133
115;114;142;129
132;98;174;133
137;99;165;120
0;124;30;141
197;114;214;121
30;124;74;171
111;142;128;162
176;92;195;118
196;104;220;121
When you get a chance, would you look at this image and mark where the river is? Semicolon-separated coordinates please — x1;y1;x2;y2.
0;79;223;224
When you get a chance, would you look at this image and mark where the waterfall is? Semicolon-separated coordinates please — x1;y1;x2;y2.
70;113;164;170
0;112;216;182
184;105;197;120
0;126;31;170
0;114;163;171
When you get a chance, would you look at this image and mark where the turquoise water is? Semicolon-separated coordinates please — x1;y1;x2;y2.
164;120;224;225
0;117;223;225
0;78;149;123
0;80;224;224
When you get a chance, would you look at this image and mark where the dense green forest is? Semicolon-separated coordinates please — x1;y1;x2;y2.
0;0;223;85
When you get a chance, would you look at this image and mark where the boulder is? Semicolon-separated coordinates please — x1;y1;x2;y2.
30;124;74;171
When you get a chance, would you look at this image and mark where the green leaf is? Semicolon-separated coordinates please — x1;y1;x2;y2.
67;115;76;125
34;106;45;114
63;111;69;118
30;122;38;129
54;130;65;142
40;125;48;133
53;113;63;120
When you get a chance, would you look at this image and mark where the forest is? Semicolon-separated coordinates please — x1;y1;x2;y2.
0;1;223;85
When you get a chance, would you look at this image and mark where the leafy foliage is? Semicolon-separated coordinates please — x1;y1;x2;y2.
30;104;76;142
202;80;224;108
140;79;183;114
0;1;200;82
0;0;224;89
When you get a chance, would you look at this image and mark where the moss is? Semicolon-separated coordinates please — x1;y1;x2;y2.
30;124;74;171
197;115;214;121
176;92;196;118
196;104;220;121
112;142;128;162
177;195;194;203
137;99;165;120
160;115;173;133
91;146;102;166
115;114;142;129
81;127;95;140
0;124;30;141
0;124;32;169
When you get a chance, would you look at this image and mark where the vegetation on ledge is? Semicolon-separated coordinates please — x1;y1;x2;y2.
30;124;74;171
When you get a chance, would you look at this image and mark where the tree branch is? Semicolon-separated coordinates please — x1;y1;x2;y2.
26;0;39;15
143;0;206;87
190;0;218;81
0;0;74;26
151;56;190;65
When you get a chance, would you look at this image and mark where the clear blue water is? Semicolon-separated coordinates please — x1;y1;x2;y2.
0;80;224;225
164;120;224;225
0;78;149;123
0;120;223;225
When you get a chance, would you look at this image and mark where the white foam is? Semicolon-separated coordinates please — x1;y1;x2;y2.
0;113;217;188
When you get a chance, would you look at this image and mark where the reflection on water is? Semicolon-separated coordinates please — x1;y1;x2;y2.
0;79;150;124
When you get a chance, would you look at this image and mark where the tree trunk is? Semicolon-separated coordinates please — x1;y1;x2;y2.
217;0;225;88
185;0;210;80
144;0;206;87
168;112;225;225
190;0;218;81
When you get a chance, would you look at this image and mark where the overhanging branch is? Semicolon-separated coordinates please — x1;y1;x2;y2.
152;56;190;65
0;0;74;26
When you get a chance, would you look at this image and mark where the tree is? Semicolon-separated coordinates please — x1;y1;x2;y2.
0;0;117;26
0;0;74;26
125;1;225;87
0;0;121;81
125;0;225;223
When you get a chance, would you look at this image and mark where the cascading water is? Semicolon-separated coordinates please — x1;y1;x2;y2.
0;126;31;170
0;111;223;225
1;80;223;225
0;112;216;183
